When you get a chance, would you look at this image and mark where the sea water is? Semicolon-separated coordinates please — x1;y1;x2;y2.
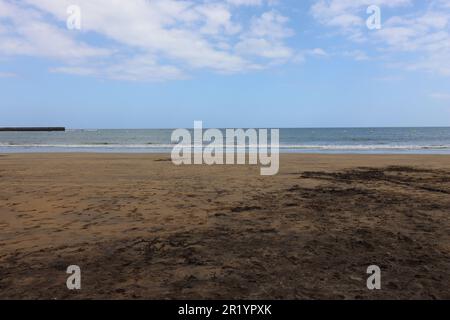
1;127;450;154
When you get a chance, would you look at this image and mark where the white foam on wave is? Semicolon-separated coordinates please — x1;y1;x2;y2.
1;143;450;150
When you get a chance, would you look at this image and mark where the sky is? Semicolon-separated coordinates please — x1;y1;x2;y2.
0;0;450;129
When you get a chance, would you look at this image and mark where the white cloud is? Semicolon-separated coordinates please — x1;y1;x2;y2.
308;48;328;57
310;0;450;76
0;0;109;60
430;92;450;101
247;10;294;39
376;6;450;76
235;10;295;61
310;0;412;30
227;0;263;6
235;38;292;59
0;71;17;78
0;0;299;81
50;62;185;81
294;48;328;63
343;50;369;61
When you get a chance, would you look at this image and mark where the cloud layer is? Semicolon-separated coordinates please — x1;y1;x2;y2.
1;0;450;81
311;0;450;75
0;0;298;80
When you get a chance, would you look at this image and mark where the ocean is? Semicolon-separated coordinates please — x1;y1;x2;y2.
1;127;450;154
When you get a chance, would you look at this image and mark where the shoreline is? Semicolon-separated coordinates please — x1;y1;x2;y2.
2;150;450;155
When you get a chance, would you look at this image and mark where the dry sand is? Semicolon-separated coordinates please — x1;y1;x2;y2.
0;153;449;299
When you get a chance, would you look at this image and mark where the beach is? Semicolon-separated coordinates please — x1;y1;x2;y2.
0;153;449;299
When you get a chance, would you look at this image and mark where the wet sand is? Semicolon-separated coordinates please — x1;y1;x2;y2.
0;153;449;299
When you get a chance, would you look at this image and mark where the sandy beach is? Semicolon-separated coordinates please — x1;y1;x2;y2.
0;153;449;299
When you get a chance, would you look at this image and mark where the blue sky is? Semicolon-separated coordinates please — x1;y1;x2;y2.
1;0;450;128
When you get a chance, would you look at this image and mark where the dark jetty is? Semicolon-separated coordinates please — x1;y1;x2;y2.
0;127;65;132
